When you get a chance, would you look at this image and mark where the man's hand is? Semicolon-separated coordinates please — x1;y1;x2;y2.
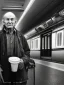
18;59;24;70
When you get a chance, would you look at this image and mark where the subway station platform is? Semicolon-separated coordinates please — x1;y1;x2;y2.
28;58;64;85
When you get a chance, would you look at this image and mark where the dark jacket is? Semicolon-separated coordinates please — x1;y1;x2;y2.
0;28;30;82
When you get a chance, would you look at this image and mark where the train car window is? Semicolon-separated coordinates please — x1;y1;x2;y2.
56;30;63;47
57;33;62;46
45;36;47;49
52;33;56;49
32;40;33;49
48;36;50;49
36;39;38;49
42;37;44;49
27;36;40;50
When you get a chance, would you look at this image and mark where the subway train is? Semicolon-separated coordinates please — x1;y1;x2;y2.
0;0;64;85
24;0;64;63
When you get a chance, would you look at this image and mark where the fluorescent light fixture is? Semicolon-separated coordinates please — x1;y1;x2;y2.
24;28;36;38
16;0;35;28
38;25;45;29
25;29;36;35
51;16;56;22
2;7;24;11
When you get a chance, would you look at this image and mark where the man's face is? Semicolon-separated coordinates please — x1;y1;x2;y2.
3;13;16;29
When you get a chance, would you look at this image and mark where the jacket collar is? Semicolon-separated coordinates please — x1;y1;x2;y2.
3;25;16;34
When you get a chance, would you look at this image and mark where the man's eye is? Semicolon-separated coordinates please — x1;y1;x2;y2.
7;18;9;21
11;18;14;21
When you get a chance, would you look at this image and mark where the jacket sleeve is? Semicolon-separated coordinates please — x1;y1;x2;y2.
0;31;2;66
21;34;30;65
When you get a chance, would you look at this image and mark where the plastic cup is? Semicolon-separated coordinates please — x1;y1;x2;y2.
8;57;20;72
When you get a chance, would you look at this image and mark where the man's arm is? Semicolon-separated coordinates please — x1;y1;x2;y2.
18;33;30;69
17;31;30;65
0;31;2;66
21;35;30;64
0;31;4;82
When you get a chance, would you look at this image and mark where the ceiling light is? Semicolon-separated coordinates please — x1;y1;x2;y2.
16;0;35;28
59;9;64;16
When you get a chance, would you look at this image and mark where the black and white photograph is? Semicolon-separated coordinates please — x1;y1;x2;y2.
0;0;64;85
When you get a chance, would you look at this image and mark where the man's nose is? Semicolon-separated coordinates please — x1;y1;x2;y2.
9;19;12;23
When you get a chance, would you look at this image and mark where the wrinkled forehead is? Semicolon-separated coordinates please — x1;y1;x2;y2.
3;12;16;19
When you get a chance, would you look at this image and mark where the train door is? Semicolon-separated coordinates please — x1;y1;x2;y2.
41;33;51;58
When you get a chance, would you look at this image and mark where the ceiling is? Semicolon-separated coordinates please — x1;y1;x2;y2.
4;0;25;7
1;0;26;18
0;0;64;34
16;0;64;34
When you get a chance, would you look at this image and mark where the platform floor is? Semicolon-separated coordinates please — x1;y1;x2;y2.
27;59;64;85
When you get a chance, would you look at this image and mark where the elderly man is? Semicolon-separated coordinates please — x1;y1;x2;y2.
0;12;30;85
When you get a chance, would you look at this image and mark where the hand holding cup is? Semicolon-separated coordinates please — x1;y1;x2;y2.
8;57;21;72
18;59;24;70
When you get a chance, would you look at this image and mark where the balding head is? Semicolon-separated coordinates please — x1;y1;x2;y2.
2;12;17;29
3;12;16;19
